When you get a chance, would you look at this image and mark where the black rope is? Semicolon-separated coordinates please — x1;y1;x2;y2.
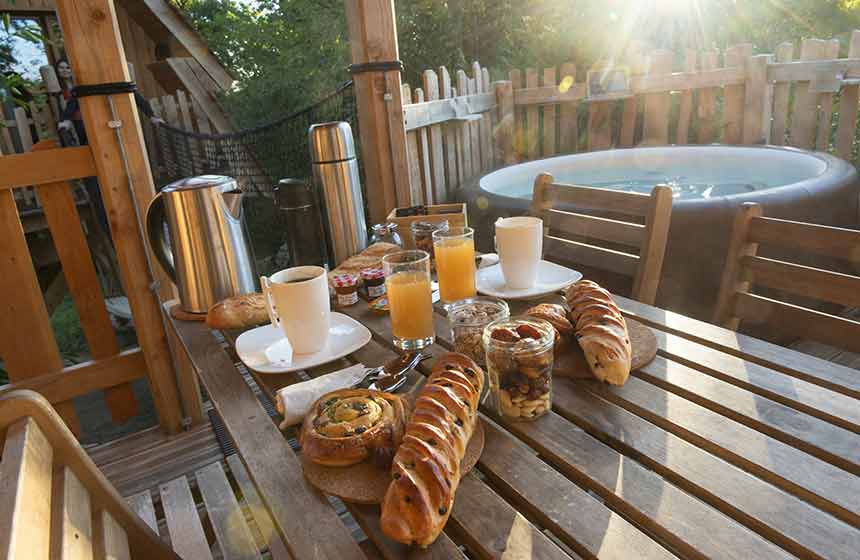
348;60;404;74
74;81;137;97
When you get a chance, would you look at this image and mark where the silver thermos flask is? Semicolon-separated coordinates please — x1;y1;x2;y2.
309;122;368;265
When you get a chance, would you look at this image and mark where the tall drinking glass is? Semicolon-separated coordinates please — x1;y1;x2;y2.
383;250;435;350
433;226;476;304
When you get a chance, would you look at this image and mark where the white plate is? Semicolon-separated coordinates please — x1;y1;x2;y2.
476;259;582;300
235;312;372;374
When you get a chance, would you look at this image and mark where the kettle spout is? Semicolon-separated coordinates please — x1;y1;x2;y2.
221;189;243;219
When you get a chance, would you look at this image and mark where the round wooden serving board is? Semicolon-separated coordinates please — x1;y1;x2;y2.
301;419;486;504
553;318;657;379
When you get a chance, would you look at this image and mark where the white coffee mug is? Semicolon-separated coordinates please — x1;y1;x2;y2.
495;216;544;289
261;266;330;354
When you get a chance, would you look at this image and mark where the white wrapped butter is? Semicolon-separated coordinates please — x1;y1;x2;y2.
276;364;368;428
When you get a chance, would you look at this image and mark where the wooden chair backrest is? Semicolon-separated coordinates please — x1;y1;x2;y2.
712;202;860;352
0;390;179;560
530;172;673;304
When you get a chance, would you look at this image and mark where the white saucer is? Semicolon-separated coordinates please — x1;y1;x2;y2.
235;312;371;374
476;259;582;300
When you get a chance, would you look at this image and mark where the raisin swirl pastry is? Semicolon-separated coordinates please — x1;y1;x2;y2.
299;389;407;467
380;353;484;547
526;302;575;350
564;280;632;385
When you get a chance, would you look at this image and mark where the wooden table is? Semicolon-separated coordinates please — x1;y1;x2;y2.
168;292;860;560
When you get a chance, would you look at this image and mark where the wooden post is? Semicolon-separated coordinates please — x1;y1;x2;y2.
642;50;674;146
494;80;515;165
742;54;774;145
723;44;754;144
770;42;794;146
54;0;183;434
344;0;412;222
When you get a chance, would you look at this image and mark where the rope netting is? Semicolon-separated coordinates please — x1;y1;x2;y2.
149;80;358;192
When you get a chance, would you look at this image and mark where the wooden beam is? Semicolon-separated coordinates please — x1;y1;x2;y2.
0;146;96;189
768;57;860;83
55;0;183;434
140;0;233;90
403;92;495;131
345;0;412;219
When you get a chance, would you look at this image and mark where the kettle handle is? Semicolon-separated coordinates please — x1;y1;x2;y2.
145;192;178;284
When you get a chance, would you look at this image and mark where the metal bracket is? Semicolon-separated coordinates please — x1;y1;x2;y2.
108;120;123;129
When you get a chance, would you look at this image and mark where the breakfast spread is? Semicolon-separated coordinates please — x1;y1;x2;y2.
299;389;407;468
483;317;555;421
380;353;484;547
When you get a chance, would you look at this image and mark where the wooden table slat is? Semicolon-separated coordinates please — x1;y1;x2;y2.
477;421;677;560
651;329;860;433
636;355;860;472
615;294;860;398
555;379;860;560
169;314;368;560
587;375;860;525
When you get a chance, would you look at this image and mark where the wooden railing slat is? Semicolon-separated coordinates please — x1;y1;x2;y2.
542;66;558;156
525;68;540;159
789;39;830;149
456;70;474;179
52;466;95;560
422;69;447;203
32;142;138;424
0;146;96;189
558;62;579;152
0;418;53;559
642;51;674;145
836;31;860;159
93;510;131;560
439;66;460;193
696;50;720;143
770;42;795;145
816;40;841;151
0;349;146;407
544;182;653;215
722;44;753;144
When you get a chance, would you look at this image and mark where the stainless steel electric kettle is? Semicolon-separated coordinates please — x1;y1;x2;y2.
146;175;257;314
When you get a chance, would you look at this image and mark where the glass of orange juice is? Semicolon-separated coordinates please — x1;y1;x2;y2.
433;226;477;304
383;250;435;350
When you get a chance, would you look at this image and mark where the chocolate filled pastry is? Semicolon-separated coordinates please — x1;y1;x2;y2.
564;280;632;385
380;353;484;547
526;303;575;350
299;389;407;468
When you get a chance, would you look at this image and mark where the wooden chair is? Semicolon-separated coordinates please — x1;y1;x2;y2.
712;202;860;354
530;172;673;304
0;389;179;560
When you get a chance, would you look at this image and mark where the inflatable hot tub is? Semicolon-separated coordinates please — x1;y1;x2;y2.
477;146;859;317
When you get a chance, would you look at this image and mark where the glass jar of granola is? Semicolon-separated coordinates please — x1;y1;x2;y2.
483;316;554;421
447;297;509;367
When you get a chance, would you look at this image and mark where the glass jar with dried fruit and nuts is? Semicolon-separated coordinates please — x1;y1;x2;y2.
447;297;510;367
411;220;448;261
482;317;554;421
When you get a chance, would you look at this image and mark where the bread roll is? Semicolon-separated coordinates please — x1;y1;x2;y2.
299;389;407;467
564;280;632;385
206;293;269;329
380;353;484;547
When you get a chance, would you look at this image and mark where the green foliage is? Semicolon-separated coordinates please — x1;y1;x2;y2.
174;0;860;125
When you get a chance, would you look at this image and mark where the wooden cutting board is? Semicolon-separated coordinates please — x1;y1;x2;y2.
301;419;485;504
553;318;657;379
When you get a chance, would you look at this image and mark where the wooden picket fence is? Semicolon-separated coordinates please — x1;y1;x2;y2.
394;32;860;211
146;89;217;182
4;99;60;213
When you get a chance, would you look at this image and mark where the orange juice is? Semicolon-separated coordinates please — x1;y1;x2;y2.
386;271;435;341
434;237;476;303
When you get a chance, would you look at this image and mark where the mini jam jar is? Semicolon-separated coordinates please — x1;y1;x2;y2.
361;268;386;299
483;316;554;421
331;273;359;307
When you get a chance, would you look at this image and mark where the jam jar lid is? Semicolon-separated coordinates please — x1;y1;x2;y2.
331;273;359;287
371;222;398;235
360;268;385;281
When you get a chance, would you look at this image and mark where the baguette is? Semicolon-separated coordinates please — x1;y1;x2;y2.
380;353;484;547
564;280;632;385
206;293;269;329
